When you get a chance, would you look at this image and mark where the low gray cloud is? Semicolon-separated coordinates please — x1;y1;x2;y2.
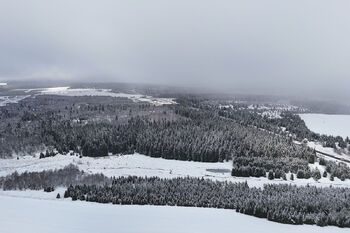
1;0;350;100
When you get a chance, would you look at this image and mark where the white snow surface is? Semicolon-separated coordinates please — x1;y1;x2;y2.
8;86;176;106
32;86;176;106
0;195;346;233
300;113;350;139
1;153;350;188
0;188;66;200
0;95;30;106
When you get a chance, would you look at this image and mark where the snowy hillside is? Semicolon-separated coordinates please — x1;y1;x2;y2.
0;195;346;233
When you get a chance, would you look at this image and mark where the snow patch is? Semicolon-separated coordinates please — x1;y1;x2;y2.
0;95;30;107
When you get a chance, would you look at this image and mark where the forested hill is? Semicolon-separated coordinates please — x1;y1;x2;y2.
1;94;350;180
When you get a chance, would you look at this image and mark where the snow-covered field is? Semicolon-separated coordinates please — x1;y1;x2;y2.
1;86;176;107
21;86;176;106
0;195;346;233
0;95;30;106
1;153;350;188
300;113;350;139
0;153;348;232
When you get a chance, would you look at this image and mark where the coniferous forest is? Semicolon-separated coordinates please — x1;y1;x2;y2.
1;91;350;228
1;94;349;179
1;168;350;227
64;177;350;227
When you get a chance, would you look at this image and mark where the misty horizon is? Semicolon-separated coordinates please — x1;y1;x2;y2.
1;0;350;102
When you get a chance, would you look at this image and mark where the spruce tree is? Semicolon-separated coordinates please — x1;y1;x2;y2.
323;171;327;178
290;173;294;180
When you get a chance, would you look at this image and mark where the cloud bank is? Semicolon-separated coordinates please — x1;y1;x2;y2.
1;0;350;100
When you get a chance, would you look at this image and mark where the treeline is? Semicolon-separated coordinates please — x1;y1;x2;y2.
64;176;350;228
3;98;314;167
0;165;110;190
1;165;350;227
41;106;316;175
1;94;349;180
0;94;168;158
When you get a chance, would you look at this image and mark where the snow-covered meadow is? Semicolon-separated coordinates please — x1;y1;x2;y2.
1;153;350;188
0;195;347;233
1;86;176;107
300;113;350;139
0;95;30;107
27;86;176;106
1;153;349;232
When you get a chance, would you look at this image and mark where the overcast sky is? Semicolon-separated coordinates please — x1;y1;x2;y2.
1;0;350;100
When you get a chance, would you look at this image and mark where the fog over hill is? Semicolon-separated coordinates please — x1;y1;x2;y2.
1;0;350;103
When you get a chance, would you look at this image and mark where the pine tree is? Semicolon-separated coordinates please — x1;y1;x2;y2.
290;173;294;180
308;155;315;164
323;171;327;178
312;169;321;181
282;173;287;180
297;170;305;179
